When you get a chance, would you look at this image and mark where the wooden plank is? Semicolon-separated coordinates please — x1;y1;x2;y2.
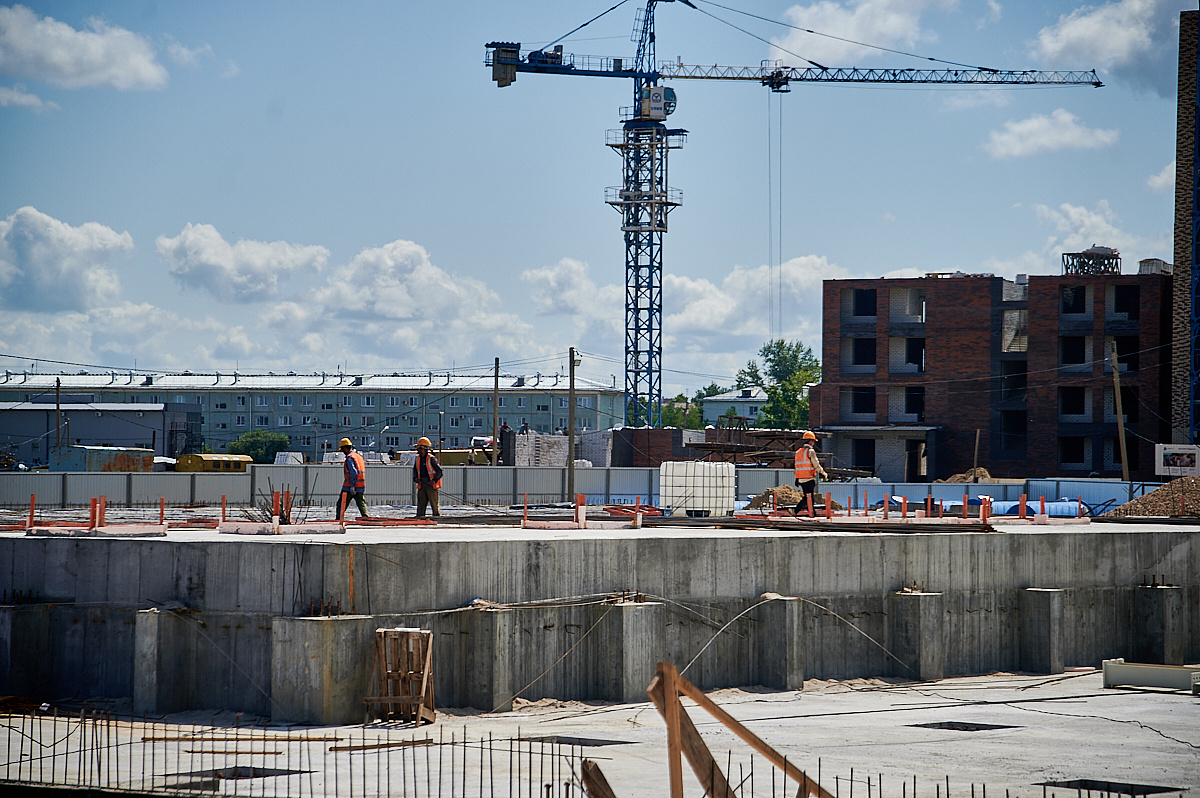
581;759;620;798
675;672;834;798
647;671;734;797
661;663;685;798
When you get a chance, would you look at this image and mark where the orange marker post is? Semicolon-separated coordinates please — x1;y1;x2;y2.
824;492;832;520
27;494;35;529
337;492;347;525
901;496;908;519
981;496;990;524
272;491;280;519
1077;497;1083;518
882;495;889;520
962;494;969;520
1019;494;1027;520
523;492;529;528
99;495;108;527
221;494;227;523
938;498;944;518
283;490;292;520
89;498;98;530
863;490;869;517
1039;496;1046;515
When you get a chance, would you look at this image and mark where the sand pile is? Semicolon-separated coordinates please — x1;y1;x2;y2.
748;485;844;510
935;467;993;483
1102;476;1200;517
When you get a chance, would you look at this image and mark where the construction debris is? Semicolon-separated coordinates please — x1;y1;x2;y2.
1102;476;1200;517
747;485;844;511
935;467;994;483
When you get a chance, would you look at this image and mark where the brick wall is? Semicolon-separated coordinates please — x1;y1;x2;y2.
1173;10;1197;441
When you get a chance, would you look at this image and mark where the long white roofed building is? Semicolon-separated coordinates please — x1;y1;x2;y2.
0;371;624;458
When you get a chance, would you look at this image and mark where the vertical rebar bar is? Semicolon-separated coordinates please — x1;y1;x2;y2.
427;724;433;798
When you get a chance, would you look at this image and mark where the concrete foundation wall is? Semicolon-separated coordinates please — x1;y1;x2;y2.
1;529;1197;714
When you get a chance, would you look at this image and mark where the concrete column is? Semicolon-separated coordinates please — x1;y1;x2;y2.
1019;588;1064;674
1132;586;1185;665
467;608;515;711
611;601;665;703
888;591;944;681
756;597;805;691
271;615;378;725
134;608;194;715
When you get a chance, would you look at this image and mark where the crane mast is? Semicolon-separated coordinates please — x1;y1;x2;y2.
485;1;1102;428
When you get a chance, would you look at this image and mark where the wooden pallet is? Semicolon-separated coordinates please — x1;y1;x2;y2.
364;628;436;724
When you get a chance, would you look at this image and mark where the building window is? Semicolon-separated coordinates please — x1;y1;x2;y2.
905;387;925;421
427;403;440;411
469;396;484;408
748;406;758;415
1105;387;1139;423
342;396;353;407
1105;437;1139;470
852;439;876;471
1000;361;1028;400
558;397;569;408
385;435;400;447
387;396;400;407
1108;335;1139;372
237;397;246;407
342;416;351;426
321;402;334;411
1111;285;1140;320
321;422;333;430
279;415;293;427
517;397;527;408
361;416;375;427
498;397;507;408
303;396;313;407
303;415;315;425
255;415;270;427
255;396;269;407
279;396;293;407
850;337;876;367
1058;386;1088;419
174;395;186;403
409;416;419;427
576;396;594;408
236;416;246;427
851;386;874;415
1058;436;1090;467
449;417;460;428
536;403;550;412
469;417;483;428
1060;285;1087;315
363;396;376;407
1000;411;1026;452
1002;310;1028;353
214;401;227;410
852;288;876;317
407;396;418;406
449;436;461;448
298;435;312;446
449;396;460;408
1059;336;1088;366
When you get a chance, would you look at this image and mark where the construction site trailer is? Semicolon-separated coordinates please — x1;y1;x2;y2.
175;453;253;472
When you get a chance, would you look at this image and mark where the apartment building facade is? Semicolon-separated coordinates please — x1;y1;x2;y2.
810;270;1171;481
0;372;623;460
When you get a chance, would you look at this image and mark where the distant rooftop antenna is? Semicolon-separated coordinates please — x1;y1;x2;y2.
1062;245;1121;275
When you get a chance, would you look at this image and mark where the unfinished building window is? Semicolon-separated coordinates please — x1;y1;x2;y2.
1001;310;1028;352
852;337;876;366
1000;361;1027;400
851;386;875;415
852;288;877;317
852;438;876;471
1000;410;1027;453
1059;336;1088;367
905;387;925;421
889;287;925;323
1058;436;1090;468
1104;437;1139;470
1110;284;1140;320
906;338;925;371
1060;285;1087;315
1104;387;1139;423
1106;335;1139;372
1058;386;1088;419
888;337;923;373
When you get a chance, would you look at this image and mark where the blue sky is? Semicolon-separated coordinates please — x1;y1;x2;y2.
0;0;1187;397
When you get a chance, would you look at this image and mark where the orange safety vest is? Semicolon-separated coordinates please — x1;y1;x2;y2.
415;453;443;489
794;446;818;482
343;451;366;491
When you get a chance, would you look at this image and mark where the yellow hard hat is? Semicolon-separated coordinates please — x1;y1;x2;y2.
802;431;818;440
416;437;432;448
339;438;353;448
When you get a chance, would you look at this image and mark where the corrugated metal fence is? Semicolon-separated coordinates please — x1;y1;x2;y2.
0;467;1161;510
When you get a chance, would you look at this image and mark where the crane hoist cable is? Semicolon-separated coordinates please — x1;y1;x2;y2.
537;0;635;55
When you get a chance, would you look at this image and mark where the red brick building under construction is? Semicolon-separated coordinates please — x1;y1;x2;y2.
809;254;1172;482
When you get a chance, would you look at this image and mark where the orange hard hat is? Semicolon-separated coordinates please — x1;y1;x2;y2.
416;437;433;448
802;431;818;440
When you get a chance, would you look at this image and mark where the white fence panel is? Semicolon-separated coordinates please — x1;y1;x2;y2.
574;468;610;506
458;467;516;506
606;468;655;504
516;468;566;504
0;473;61;508
63;473;128;507
735;469;791;501
131;473;193;505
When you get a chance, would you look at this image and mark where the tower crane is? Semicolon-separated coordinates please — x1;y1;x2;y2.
486;0;1103;428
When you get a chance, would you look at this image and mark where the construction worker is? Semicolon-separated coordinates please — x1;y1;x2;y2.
413;436;443;518
336;438;369;520
793;431;828;517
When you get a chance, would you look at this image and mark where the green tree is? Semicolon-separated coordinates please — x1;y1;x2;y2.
662;393;707;429
227;430;292;463
739;339;821;429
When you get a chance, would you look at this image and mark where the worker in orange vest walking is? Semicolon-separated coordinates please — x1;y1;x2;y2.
793;431;828;517
336;437;370;520
413;437;444;519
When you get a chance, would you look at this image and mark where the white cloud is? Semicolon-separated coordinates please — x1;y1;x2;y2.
166;39;212;68
157;223;329;303
0;4;167;90
981;200;1170;276
0;82;55;109
0;206;130;311
1032;0;1190;96
520;257;623;340
221;61;240;79
1147;160;1175;192
772;0;954;66
984;108;1117;158
977;0;1001;29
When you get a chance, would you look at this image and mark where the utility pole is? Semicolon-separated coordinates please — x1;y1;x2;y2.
568;347;578;500
1112;340;1130;481
55;377;61;448
492;357;500;466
